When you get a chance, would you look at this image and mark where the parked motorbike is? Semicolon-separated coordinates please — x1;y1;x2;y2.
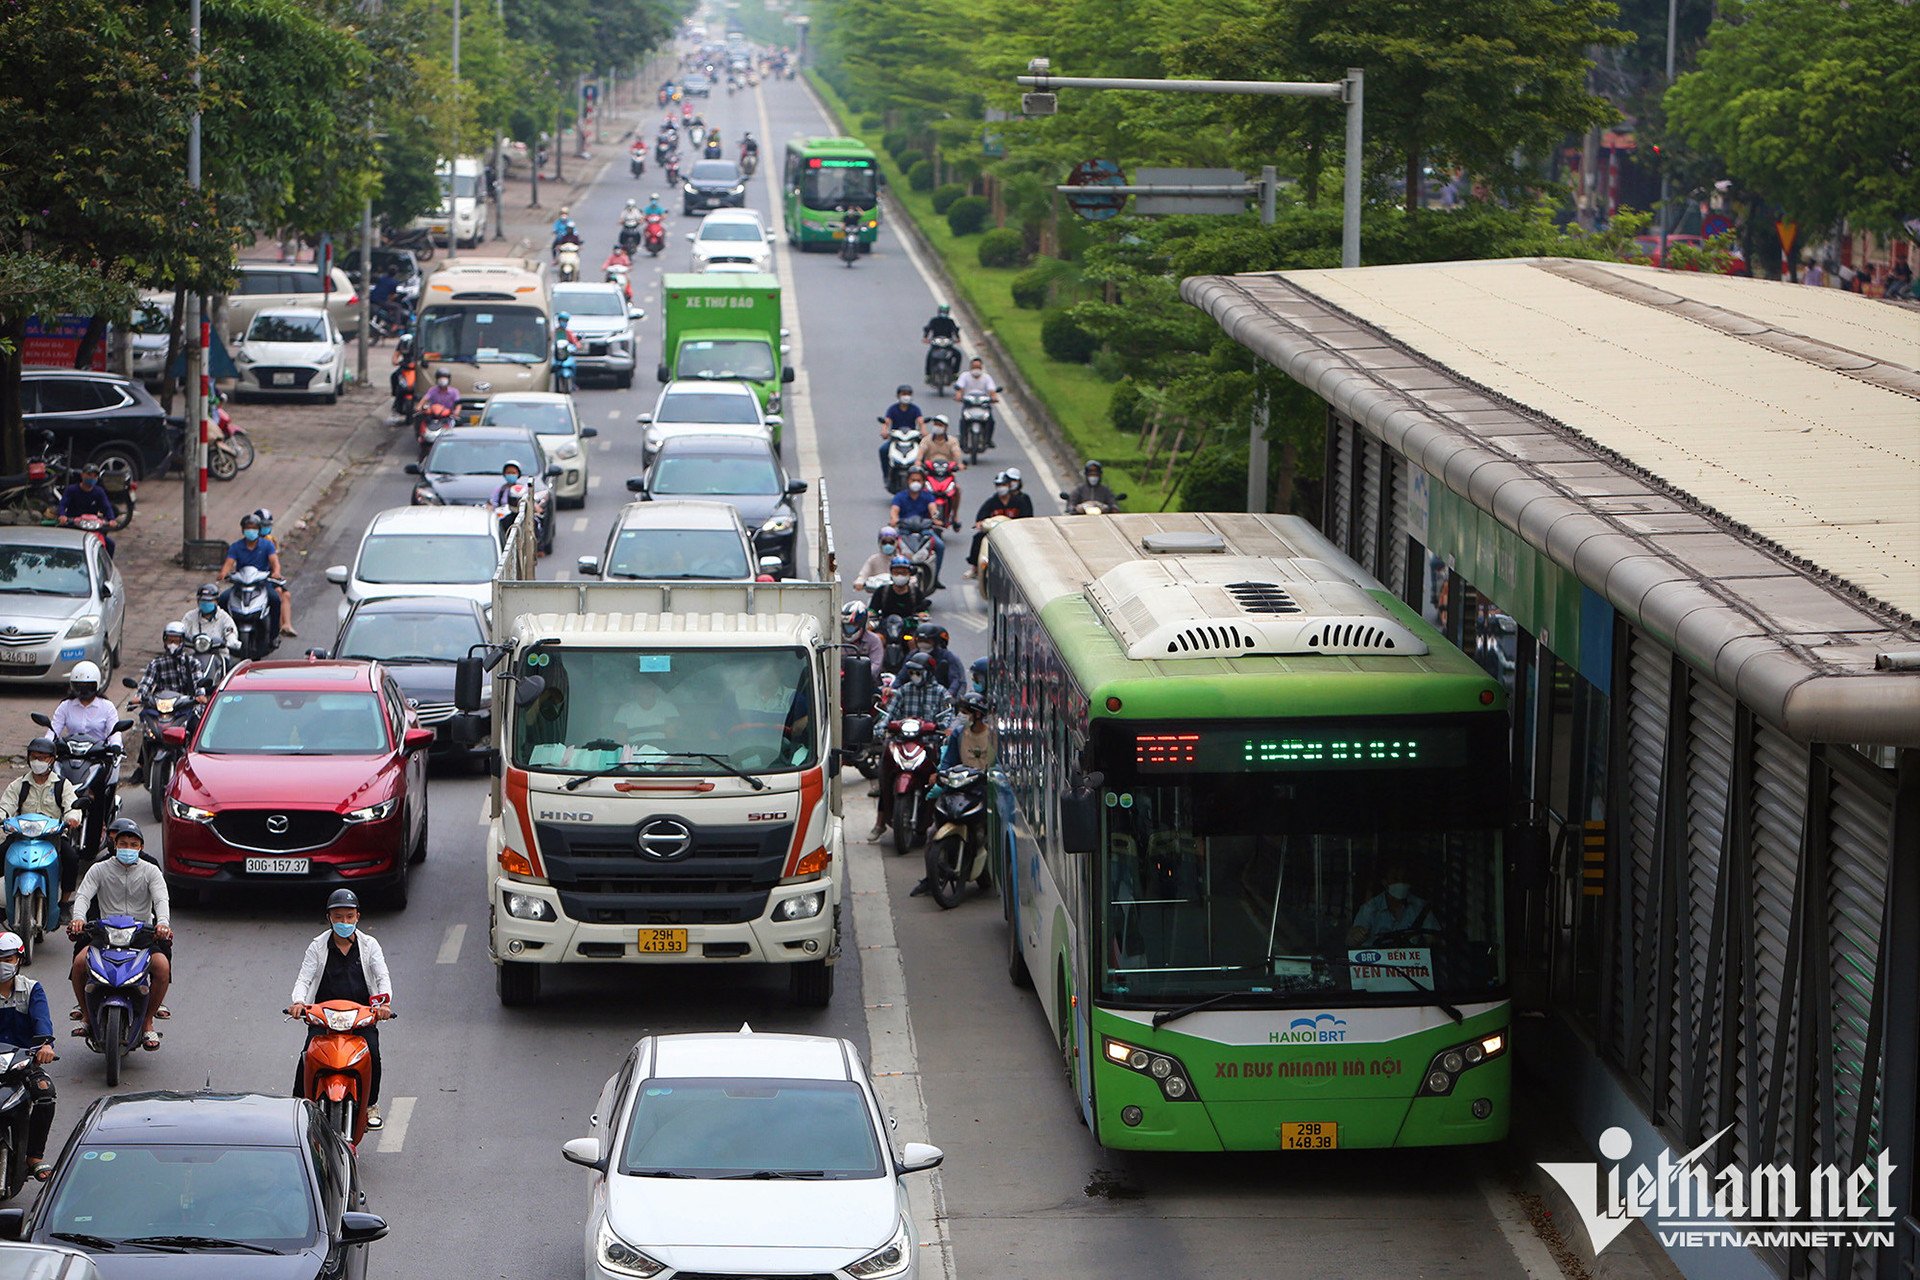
77;914;153;1087
884;718;944;856
643;214;667;257
381;224;436;261
556;240;582;283
552;332;579;395
925;336;961;393
959;393;994;463
222;565;282;660
882;425;923;494
0;437;63;525
296;1000;385;1148
925;764;992;908
29;711;128;864
2;814;63;963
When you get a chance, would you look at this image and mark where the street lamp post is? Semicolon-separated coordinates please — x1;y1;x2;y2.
1657;0;1676;263
182;0;208;561
447;0;461;261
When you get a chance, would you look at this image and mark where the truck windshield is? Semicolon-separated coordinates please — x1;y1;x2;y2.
417;305;548;363
678;340;775;381
513;645;816;774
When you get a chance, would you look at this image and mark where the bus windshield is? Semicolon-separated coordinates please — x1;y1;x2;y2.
1096;774;1503;1008
513;646;816;774
417;305;548;363
800;164;877;210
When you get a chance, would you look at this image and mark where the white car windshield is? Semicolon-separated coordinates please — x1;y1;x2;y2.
248;314;329;343
357;533;497;584
608;528;750;580
481;402;574;435
196;691;387;754
698;223;764;243
0;545;90;597
619;1079;882;1179
656;391;759;424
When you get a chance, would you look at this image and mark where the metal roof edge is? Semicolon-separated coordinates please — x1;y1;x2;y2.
1181;272;1920;747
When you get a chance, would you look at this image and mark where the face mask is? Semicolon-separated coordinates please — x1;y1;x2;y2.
891;574;910;587
898;395;910;405
332;921;357;940
1388;882;1412;900
164;641;181;654
81;477;96;489
932;426;947;437
28;759;50;778
199;601;216;616
243;529;260;543
261;525;272;537
503;470;519;481
115;846;142;865
908;481;923;494
0;962;16;983
438;379;452;389
908;670;925;685
994;486;1009;497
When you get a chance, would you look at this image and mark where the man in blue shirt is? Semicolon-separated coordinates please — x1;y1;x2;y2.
0;930;58;1180
877;384;924;487
888;466;945;586
219;512;290;643
54;462;118;557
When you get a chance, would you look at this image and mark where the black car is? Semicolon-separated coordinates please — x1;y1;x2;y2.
20;369;172;482
405;425;558;553
320;594;490;761
0;1091;387;1278
629;434;807;577
683;159;746;215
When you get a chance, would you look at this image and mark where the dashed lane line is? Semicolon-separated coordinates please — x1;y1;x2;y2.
435;924;466;965
374;1096;416;1154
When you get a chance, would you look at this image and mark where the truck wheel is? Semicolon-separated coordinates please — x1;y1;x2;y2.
789;959;833;1007
497;961;541;1007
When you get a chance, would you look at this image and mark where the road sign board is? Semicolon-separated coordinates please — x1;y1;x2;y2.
1064;159;1126;221
1700;212;1732;239
1133;168;1253;216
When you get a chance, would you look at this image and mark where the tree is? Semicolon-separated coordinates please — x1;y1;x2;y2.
1665;0;1920;235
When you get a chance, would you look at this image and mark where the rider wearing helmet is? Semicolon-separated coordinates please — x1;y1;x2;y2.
841;601;883;677
643;191;667;218
420;368;462;418
739;131;759;158
912;624;967;697
877;384;926;487
942;691;996;768
55;461;119;557
0;736;83;906
854;526;903;590
965;467;1034;578
182;582;241;654
922;301;961;345
134;621;203;761
868;555;931;621
0;930;58;1181
969;655;991;695
51;660;123;753
554;310;579;352
221;511;292;641
869;652;955;840
918;415;962;473
889;467;947;588
69;817;172;1050
287;888;395;1129
1067;460;1121;514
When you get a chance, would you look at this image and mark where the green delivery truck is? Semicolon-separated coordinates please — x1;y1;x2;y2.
656;272;794;417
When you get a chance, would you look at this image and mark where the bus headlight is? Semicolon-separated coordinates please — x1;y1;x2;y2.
1102;1037;1198;1102
1416;1030;1508;1097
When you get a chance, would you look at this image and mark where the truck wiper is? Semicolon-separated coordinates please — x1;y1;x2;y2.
655;751;768;791
561;759;649;791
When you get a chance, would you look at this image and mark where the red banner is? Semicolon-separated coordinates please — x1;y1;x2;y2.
21;315;106;371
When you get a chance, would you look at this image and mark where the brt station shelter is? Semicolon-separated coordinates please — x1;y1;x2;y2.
1186;259;1919;1280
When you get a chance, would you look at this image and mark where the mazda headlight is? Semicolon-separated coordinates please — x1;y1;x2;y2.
595;1221;666;1278
167;798;216;824
65;615;99;638
759;513;795;537
343;797;400;824
847;1218;912;1279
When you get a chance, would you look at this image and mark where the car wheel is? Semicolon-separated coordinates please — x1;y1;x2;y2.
323;391;338;406
560;491;585;510
88;445;143;484
618;371;633;390
409;796;429;865
381;850;410;910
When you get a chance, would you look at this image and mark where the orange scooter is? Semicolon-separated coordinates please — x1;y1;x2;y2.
294;1000;384;1147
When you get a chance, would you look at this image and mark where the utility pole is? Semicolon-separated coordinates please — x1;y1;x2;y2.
1657;0;1676;263
447;0;461;261
182;0;207;563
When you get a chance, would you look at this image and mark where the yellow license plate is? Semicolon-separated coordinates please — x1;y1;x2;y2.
1280;1122;1338;1150
636;928;687;954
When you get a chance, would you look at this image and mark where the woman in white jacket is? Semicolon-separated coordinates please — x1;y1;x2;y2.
285;888;395;1128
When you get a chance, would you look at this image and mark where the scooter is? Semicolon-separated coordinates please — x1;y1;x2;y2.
882;425;923;493
884;718;944;856
629;145;647;178
643;213;667;256
1060;490;1128;515
895;517;941;594
689;124;706;148
925;763;992;908
924;463;962;531
605;261;633;303
223;565;282;660
740;148;759;176
959;392;994;462
0;1040;53;1202
665;157;682;187
878;613;917;678
925;336;961;393
296;1000;385;1148
556;240;581;283
618;217;644;256
837;210;863;267
414;400;456;458
121;673;205;822
552;333;578;395
77;914;153;1087
29;711;129;865
2;814;63;963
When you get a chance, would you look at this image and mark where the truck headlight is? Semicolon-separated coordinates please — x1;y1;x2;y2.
776;891;823;921
504;892;556;921
343;797;400;824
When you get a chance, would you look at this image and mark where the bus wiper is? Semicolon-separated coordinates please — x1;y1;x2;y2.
1351;961;1463;1024
1153;990;1266;1029
653;751;768;791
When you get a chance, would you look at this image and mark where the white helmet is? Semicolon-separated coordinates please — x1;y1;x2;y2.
70;660;102;686
0;931;22;958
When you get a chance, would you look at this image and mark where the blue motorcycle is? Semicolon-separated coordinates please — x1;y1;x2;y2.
2;814;62;965
552;332;578;394
79;914;153;1087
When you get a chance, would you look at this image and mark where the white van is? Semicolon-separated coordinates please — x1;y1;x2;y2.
410;156;488;248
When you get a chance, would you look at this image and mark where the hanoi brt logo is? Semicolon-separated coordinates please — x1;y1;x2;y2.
1540;1126;1898;1254
1270;1014;1347;1044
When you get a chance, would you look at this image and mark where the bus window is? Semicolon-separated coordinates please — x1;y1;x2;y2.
802;164;876;211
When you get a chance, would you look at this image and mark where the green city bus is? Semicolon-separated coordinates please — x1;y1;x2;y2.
782;136;879;251
984;513;1512;1152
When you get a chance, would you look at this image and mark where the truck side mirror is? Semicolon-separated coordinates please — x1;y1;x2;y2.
454;655;487;712
781;365;795;384
841;712;873;751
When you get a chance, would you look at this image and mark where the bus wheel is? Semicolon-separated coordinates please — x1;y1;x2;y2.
1006;913;1031;988
1057;973;1085;1126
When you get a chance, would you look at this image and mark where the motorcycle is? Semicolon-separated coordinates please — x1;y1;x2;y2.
3;814;63;962
0;436;63;525
368;297;411;344
618;216;644;256
924;764;992;908
77;914;153;1087
894;517;940;595
381;224;436;261
0;1039;53;1201
556;240;582;283
552;332;578;394
665;157;682;187
222;565;282;660
121;666;209;822
884;718;944;856
414;400;456;458
1060;490;1127;516
689;124;706;148
295;1000;385;1148
959;393;994;462
877;612;925;679
837;210;862;267
881;425;923;494
925;464;962;531
391;335;420;420
740;148;759;176
605;261;633;302
643;213;667;257
925;335;961;393
29;711;129;864
629;145;647;178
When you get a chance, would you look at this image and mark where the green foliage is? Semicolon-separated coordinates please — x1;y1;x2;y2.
1109;378;1149;433
908;160;936;193
1011;257;1072;309
931;184;968;215
895;150;927;177
946;196;990;236
881;129;912;158
1180;443;1251;512
977;228;1028;268
1041;309;1099;364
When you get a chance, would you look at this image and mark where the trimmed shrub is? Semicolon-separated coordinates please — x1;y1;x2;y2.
1010;265;1053;309
1109;378;1149;432
907;159;935;193
1180;444;1251;512
946;195;990;236
1041;309;1098;363
977;227;1027;268
880;129;911;158
893;150;925;177
931;183;967;215
1089;348;1130;383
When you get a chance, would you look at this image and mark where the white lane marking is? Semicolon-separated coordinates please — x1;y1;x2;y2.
598;438;613;453
569;515;590;534
605;409;621;420
435;924;466;965
587;473;603;491
1478;1175;1566;1278
795;76;1068;505
375;1096;416;1154
770;81;955;1280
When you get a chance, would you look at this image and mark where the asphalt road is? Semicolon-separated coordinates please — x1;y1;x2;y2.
2;68;1534;1280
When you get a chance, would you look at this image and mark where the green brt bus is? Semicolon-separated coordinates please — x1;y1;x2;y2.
782;136;879;251
985;513;1512;1152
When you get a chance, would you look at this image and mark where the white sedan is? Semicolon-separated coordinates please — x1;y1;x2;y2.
478;391;597;508
687;209;773;273
564;1029;942;1280
232;308;346;403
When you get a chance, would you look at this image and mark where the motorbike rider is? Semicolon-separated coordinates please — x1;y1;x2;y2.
389;331;420;419
868;556;932;622
643;192;667;218
420;368;462;420
923;458;963;531
703;127;723;159
964;468;1033;579
0;737;83;908
54;461;119;558
52;661;123;758
133;622;204;769
369;266;406;331
253;508;297;638
739;131;759;163
877;384;925;487
1066;460;1121;514
922;302;961;346
912;625;967;697
917;415;963;473
852;527;902;591
953;357;1002;448
550;206;578;258
0;932;58;1182
906;692;999;898
603;244;634;299
969;656;991;696
68;819;172;1051
888;467;946;588
286;888;394;1129
868;653;955;841
841;601;883;678
220;511;290;641
182;582;241;654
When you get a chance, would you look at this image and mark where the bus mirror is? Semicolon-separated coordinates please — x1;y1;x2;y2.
454;656;487;712
1059;787;1099;854
1507;818;1551;893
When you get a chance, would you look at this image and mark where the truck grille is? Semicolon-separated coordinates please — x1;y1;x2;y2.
535;819;789;926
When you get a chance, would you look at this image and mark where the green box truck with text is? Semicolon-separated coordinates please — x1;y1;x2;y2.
655;273;793;422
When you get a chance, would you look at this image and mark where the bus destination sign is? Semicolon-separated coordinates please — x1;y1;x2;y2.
1133;727;1471;773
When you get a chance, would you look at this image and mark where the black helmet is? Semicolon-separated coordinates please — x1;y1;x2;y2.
895;384;912;396
1084;460;1103;476
957;691;992;717
197;582;220;602
924;625;949;648
27;736;55;758
108;817;144;844
240;511;262;530
903;652;933;676
326;888;360;912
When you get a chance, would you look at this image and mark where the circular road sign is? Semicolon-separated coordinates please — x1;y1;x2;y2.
1065;159;1127;221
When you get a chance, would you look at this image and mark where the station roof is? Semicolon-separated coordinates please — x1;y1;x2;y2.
1183;259;1920;746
